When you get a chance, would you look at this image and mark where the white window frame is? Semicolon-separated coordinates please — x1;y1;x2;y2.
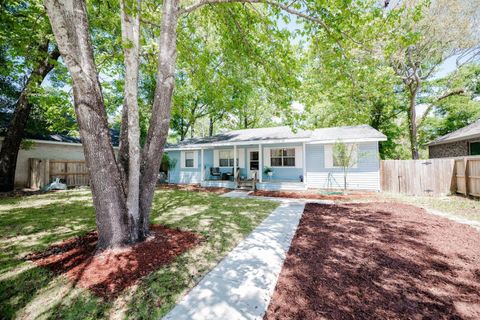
270;148;296;167
184;151;195;168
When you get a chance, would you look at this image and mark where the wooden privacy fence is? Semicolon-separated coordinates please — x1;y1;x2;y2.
29;158;89;189
380;158;456;196
381;156;480;196
455;157;480;197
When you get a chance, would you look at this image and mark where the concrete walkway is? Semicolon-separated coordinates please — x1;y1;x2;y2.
163;191;308;320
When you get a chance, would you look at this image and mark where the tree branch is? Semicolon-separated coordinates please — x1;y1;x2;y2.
417;88;467;129
180;0;328;29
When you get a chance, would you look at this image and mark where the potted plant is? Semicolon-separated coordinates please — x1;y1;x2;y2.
264;166;273;180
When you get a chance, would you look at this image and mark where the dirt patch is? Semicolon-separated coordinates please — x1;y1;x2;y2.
265;202;480;320
253;190;377;201
26;225;201;299
157;184;230;194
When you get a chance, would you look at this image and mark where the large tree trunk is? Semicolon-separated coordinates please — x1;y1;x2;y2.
209;116;214;136
120;0;142;241
0;44;60;192
407;84;420;160
139;0;179;236
45;0;131;250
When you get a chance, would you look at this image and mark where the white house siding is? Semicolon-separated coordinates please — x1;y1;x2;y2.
305;142;380;191
0;139;86;187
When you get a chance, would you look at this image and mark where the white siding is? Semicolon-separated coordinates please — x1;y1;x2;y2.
306;142;380;190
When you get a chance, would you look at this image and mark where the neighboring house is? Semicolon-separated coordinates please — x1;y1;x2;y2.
165;125;387;191
428;119;480;158
0;131;119;188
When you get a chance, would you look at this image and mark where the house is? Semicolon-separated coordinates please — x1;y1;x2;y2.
428;119;480;158
165;125;387;191
0;131;119;188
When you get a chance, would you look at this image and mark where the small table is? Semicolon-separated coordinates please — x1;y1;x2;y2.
222;172;233;181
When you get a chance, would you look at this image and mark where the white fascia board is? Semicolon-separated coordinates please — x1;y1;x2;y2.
306;137;387;144
164;138;311;151
0;137;120;149
427;133;480;146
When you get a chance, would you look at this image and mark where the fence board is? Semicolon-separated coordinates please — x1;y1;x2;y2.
380;159;455;196
381;156;480;196
28;159;90;189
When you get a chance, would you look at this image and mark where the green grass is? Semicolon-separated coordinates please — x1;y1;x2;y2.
381;192;480;222
0;188;278;319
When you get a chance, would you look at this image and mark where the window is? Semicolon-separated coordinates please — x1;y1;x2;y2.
270;148;295;167
218;150;239;167
470;142;480;155
332;144;357;168
184;151;194;168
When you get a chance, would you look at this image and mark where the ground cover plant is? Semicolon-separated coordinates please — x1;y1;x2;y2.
265;202;480;319
0;188;277;319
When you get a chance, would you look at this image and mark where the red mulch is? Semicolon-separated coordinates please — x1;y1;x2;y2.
265;202;480;320
157;183;230;194
253;190;378;201
26;225;201;299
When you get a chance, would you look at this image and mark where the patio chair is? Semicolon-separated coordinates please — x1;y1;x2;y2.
210;167;221;180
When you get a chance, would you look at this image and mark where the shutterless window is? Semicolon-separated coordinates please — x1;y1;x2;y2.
270;148;295;167
470;142;480;155
185;151;194;168
219;150;234;167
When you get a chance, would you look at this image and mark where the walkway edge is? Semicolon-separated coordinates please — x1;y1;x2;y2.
163;194;306;320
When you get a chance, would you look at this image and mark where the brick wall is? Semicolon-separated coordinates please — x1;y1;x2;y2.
428;140;469;158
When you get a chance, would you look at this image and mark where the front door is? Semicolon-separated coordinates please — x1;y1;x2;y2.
248;150;259;179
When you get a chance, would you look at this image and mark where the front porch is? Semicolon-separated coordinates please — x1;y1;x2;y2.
200;179;307;191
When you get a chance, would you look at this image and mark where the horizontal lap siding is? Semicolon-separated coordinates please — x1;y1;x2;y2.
167;151;201;184
306;142;380;190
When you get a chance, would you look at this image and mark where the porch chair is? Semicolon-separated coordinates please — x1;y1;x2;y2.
210;167;221;180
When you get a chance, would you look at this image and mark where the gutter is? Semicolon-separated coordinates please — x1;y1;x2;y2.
164;136;387;151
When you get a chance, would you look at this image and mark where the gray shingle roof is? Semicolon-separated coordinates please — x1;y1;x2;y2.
167;125;386;149
428;119;480;146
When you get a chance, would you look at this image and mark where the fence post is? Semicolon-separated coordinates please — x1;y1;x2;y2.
464;157;469;197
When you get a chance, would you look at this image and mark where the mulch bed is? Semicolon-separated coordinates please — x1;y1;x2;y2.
26;225;201;299
265;202;480;319
253;190;377;201
157;183;230;194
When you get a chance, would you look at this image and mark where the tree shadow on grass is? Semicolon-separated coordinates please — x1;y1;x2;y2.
266;202;480;319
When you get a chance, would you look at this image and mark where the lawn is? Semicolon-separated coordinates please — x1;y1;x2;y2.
0;188;278;319
382;192;480;223
265;202;480;319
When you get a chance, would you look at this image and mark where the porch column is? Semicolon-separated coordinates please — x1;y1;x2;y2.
201;148;204;181
233;145;237;185
258;144;263;183
302;142;307;185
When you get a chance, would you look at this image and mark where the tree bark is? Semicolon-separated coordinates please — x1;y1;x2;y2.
45;0;131;250
139;0;179;237
0;43;60;192
120;0;142;241
407;83;420;160
209;116;214;136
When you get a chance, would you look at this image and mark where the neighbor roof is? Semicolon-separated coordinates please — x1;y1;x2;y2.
166;125;386;149
428;119;480;146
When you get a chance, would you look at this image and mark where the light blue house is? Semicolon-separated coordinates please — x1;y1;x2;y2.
164;125;386;191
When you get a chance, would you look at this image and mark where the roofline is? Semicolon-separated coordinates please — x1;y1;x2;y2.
0;137;120;149
427;132;480;146
165;136;386;151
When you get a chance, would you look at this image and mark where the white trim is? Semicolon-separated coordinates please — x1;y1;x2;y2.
258;144;263;183
0;137;122;149
164;137;386;151
247;148;260;179
428;133;480;146
302;142;307;183
233;145;237;184
201;148;204;181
